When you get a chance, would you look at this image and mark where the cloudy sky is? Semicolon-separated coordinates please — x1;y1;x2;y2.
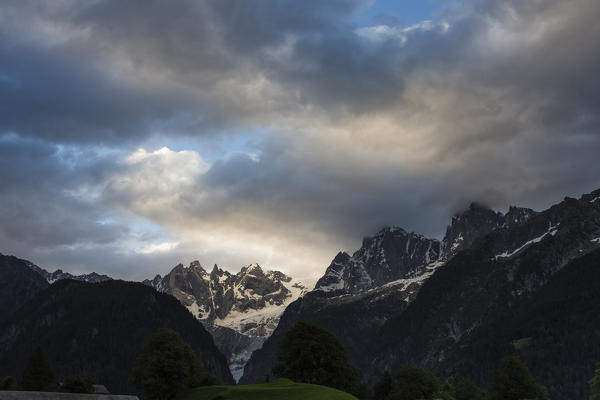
1;0;599;280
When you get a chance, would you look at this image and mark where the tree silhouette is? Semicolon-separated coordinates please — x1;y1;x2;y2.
19;347;59;392
386;364;440;400
488;355;547;400
0;376;17;390
449;377;485;400
272;322;362;395
131;328;215;400
373;371;392;400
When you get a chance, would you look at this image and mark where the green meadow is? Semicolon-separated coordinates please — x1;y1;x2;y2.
178;378;358;400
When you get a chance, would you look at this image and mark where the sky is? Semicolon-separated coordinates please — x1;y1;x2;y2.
1;0;599;281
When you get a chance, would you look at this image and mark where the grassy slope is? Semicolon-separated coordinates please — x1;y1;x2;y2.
178;378;358;400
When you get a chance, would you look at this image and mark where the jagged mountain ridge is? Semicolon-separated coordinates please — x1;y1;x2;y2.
144;262;308;336
241;191;600;396
143;261;309;381
313;204;536;294
241;200;511;383
242;188;600;400
24;259;113;284
315;227;442;293
369;190;600;399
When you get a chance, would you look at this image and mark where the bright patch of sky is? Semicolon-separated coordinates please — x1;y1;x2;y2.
140;130;266;164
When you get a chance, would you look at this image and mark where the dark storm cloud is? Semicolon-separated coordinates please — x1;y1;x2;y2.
0;0;378;144
0;134;128;247
0;39;213;144
1;0;599;144
1;0;600;278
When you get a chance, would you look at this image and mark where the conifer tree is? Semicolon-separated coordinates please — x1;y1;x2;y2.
488;355;547;400
386;364;440;400
0;376;17;390
131;328;215;400
19;347;59;392
373;371;392;400
450;377;485;400
272;322;362;395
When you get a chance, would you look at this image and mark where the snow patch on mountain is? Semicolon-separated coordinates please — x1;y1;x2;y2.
494;222;560;260
213;278;310;337
315;227;441;293
144;261;311;381
380;260;445;291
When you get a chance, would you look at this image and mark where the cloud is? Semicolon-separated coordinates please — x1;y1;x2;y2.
136;241;181;255
1;0;600;279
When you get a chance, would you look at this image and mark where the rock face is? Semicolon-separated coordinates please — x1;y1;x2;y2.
370;190;600;400
441;202;503;258
0;279;234;394
312;202;515;296
241;203;502;384
144;262;308;381
241;189;600;400
315;228;442;293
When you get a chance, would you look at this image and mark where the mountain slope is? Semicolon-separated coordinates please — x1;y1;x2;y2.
315;227;441;293
0;279;234;394
241;202;502;384
367;190;600;399
0;254;49;320
439;247;600;400
242;189;600;397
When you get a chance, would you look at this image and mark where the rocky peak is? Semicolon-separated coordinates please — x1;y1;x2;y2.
172;263;186;272
265;270;292;283
441;202;504;259
315;226;441;293
240;262;263;275
581;188;600;204
314;201;536;295
144;260;306;327
236;264;284;299
143;260;309;381
333;251;351;264
504;206;537;228
25;262;112;284
210;264;231;283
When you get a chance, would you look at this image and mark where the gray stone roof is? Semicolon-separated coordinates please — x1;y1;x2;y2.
0;391;139;400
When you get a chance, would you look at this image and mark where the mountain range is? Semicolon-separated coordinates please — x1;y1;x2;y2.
0;251;308;383
241;189;600;400
1;188;599;399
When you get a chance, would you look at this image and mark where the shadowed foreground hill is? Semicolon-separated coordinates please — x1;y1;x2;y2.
0;279;234;394
0;254;49;320
178;378;357;400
